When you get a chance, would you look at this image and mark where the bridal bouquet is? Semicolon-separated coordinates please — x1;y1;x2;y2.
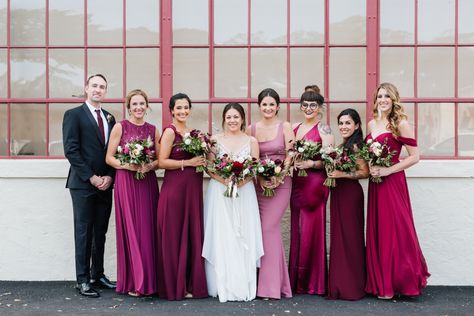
320;145;357;187
256;158;286;197
288;139;321;176
359;138;397;183
115;136;155;180
180;129;216;172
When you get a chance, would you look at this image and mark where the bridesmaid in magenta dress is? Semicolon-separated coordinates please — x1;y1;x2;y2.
106;89;160;296
365;83;430;299
156;93;208;300
326;108;368;300
289;90;334;295
246;88;294;299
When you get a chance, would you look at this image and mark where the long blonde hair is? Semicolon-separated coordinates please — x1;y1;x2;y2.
372;82;408;136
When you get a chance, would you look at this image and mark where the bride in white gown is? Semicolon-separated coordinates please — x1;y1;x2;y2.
202;103;264;302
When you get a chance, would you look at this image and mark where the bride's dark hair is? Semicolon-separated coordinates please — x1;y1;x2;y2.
222;103;246;132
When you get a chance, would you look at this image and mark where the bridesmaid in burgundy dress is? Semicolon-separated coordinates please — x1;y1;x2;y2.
156;93;208;300
289;90;334;295
326;108;368;300
366;82;430;299
106;89;160;296
246;88;294;299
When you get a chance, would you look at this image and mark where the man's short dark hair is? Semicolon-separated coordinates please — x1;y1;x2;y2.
86;74;108;87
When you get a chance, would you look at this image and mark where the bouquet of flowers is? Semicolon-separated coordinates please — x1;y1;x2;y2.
180;129;216;172
359;138;397;183
320;145;357;187
209;154;258;197
115;136;155;180
288;139;321;176
256;158;286;197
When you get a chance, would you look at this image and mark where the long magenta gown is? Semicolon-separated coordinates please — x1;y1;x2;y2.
328;177;366;300
289;122;329;295
251;122;292;299
365;133;430;297
115;120;159;295
156;125;208;300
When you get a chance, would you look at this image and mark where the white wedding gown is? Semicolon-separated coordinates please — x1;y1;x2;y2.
202;139;264;302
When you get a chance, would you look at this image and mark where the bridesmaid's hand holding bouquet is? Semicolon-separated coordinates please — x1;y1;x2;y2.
359;139;397;183
115;136;155;180
256;158;287;197
320;145;357;187
288;139;321;176
180;129;216;172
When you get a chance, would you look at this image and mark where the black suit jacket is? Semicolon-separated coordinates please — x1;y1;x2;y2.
63;103;116;190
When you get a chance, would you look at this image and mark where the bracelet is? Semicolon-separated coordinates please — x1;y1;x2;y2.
181;160;184;171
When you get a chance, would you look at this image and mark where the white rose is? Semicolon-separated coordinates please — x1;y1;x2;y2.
117;146;122;153
135;144;144;151
258;166;265;173
133;148;141;157
184;138;192;145
243;169;250;175
201;141;207;148
298;147;305;153
275;166;282;174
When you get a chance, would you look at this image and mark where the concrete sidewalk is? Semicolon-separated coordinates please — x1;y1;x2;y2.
0;282;473;315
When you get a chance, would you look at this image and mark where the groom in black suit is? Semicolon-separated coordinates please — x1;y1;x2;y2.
63;74;117;297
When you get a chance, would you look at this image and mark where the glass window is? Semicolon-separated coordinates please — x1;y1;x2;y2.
380;0;414;44
380;47;414;97
251;48;287;98
251;0;286;44
49;49;84;98
173;0;208;45
418;103;454;157
418;0;454;44
0;103;6;155
458;47;474;98
459;104;474;157
186;103;209;134
87;0;123;45
173;48;209;99
11;103;46;156
11;0;45;46
289;103;302;125
103;103;124;124
329;0;366;45
126;48;160;98
290;0;324;45
0;0;7;46
329;48;366;100
126;0;159;45
290;48;324;98
214;0;247;45
146;103;162;133
48;103;77;156
459;0;474;43
11;49;46;98
49;0;84;45
215;48;248;98
87;49;124;99
0;49;7;97
417;47;454;97
328;103;366;146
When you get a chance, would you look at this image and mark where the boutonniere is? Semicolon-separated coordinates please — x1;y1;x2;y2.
106;114;114;123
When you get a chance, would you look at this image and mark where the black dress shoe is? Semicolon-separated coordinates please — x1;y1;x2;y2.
91;276;116;289
76;283;100;298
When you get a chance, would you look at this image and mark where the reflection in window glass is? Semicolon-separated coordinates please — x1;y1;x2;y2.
126;0;159;45
0;0;7;46
88;0;123;45
173;0;208;45
251;48;287;98
290;0;324;45
418;48;454;98
329;48;365;100
49;0;84;45
458;47;474;98
328;103;366;146
88;49;123;99
214;0;247;45
145;103;162;133
11;0;45;45
48;103;77;156
126;48;160;98
380;47;414;97
418;0;454;44
290;48;324;98
251;102;288;127
418;103;454;157
380;0;414;44
329;0;365;44
0;103;6;155
251;0;286;44
186;103;209;134
11;49;46;98
0;49;6;97
215;48;248;98
459;104;474;157
459;0;474;43
49;49;84;98
11;103;46;156
173;49;209;100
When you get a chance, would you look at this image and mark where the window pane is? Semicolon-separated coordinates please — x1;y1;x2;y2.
459;47;474;98
146;103;162;133
417;47;454;97
126;48;160;98
418;0;454;44
87;0;123;45
0;0;6;46
126;0;159;45
329;0;365;44
173;0;208;45
11;49;46;98
251;48;287;98
459;104;474;157
329;48;365;100
459;0;474;43
380;47;414;97
48;103;76;156
251;0;286;44
88;49;123;99
418;103;454;157
380;0;414;44
290;48;324;98
11;1;45;45
11;103;46;156
186;103;209;134
173;49;209;99
251;102;288;127
214;0;247;45
49;0;84;45
290;0;324;45
215;48;248;98
49;49;84;98
0;49;6;97
103;103;124;124
289;103;301;125
329;103;366;146
0;103;6;155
